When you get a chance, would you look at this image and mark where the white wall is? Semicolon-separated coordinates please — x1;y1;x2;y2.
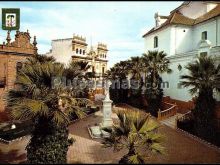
47;39;73;65
217;16;220;46
174;26;194;54
144;26;172;56
161;56;196;102
193;19;217;49
179;1;216;19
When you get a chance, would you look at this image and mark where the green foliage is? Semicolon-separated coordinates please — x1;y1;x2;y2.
107;51;172;115
102;109;165;164
107;61;130;103
143;51;171;116
26;119;74;164
6;55;91;163
180;54;220;143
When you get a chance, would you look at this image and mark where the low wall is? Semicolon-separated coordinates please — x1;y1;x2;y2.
157;101;177;121
163;96;194;114
164;96;220;119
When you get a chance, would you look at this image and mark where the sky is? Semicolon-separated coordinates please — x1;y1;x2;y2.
0;1;183;68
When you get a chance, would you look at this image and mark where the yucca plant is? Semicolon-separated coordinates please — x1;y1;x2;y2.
6;55;92;164
102;109;165;164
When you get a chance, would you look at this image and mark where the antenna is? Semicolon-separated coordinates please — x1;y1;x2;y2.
90;35;93;47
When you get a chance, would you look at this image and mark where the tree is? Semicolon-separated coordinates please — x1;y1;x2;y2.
180;54;220;141
102;108;165;164
142;51;172;116
107;60;130;103
6;55;92;163
64;61;91;98
127;57;145;107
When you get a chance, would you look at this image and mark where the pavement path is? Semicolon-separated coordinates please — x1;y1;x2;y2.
0;110;219;164
160;113;184;129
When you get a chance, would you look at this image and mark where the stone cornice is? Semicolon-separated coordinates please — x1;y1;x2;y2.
72;55;108;62
0;51;35;57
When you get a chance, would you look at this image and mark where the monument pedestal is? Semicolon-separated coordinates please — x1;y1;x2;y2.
88;99;113;138
101;99;113;127
88;80;113;139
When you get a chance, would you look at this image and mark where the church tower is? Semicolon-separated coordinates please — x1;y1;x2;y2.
72;34;87;56
97;42;108;59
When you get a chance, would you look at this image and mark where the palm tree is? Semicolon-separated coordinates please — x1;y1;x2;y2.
128;57;145;98
142;51;172;116
143;50;172;88
6;55;92;163
64;60;91;80
128;56;145;81
102;108;165;164
107;60;130;103
141;55;150;86
180;54;220;140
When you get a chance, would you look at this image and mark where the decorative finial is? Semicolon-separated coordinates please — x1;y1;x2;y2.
33;36;38;55
6;30;11;45
33;36;37;47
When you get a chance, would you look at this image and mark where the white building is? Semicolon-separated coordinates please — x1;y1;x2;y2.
46;34;108;77
143;1;220;103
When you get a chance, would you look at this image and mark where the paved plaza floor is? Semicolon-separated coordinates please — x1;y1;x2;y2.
0;110;220;164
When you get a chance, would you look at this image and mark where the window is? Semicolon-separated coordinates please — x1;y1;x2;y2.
154;36;158;48
102;67;105;74
79;49;82;54
16;62;23;73
200;52;208;56
83;50;85;55
92;66;95;73
177;82;182;89
201;31;207;40
76;48;78;54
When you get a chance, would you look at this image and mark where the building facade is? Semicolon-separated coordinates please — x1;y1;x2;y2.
46;34;108;77
0;30;37;111
143;1;220;105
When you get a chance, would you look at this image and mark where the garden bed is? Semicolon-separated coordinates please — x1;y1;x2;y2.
177;112;220;148
0;120;33;144
0;106;100;144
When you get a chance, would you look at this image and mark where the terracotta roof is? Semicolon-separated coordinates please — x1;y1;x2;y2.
143;4;220;37
170;1;191;14
194;4;220;24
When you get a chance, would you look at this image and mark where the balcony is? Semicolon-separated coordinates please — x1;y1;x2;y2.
0;77;6;88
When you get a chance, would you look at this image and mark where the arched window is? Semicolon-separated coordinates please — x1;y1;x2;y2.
83;50;85;55
79;49;82;54
154;36;158;48
76;48;78;54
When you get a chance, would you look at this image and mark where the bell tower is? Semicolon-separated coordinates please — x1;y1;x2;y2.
97;42;108;59
72;34;87;56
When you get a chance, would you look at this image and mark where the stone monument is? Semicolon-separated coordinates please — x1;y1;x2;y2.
88;80;113;138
